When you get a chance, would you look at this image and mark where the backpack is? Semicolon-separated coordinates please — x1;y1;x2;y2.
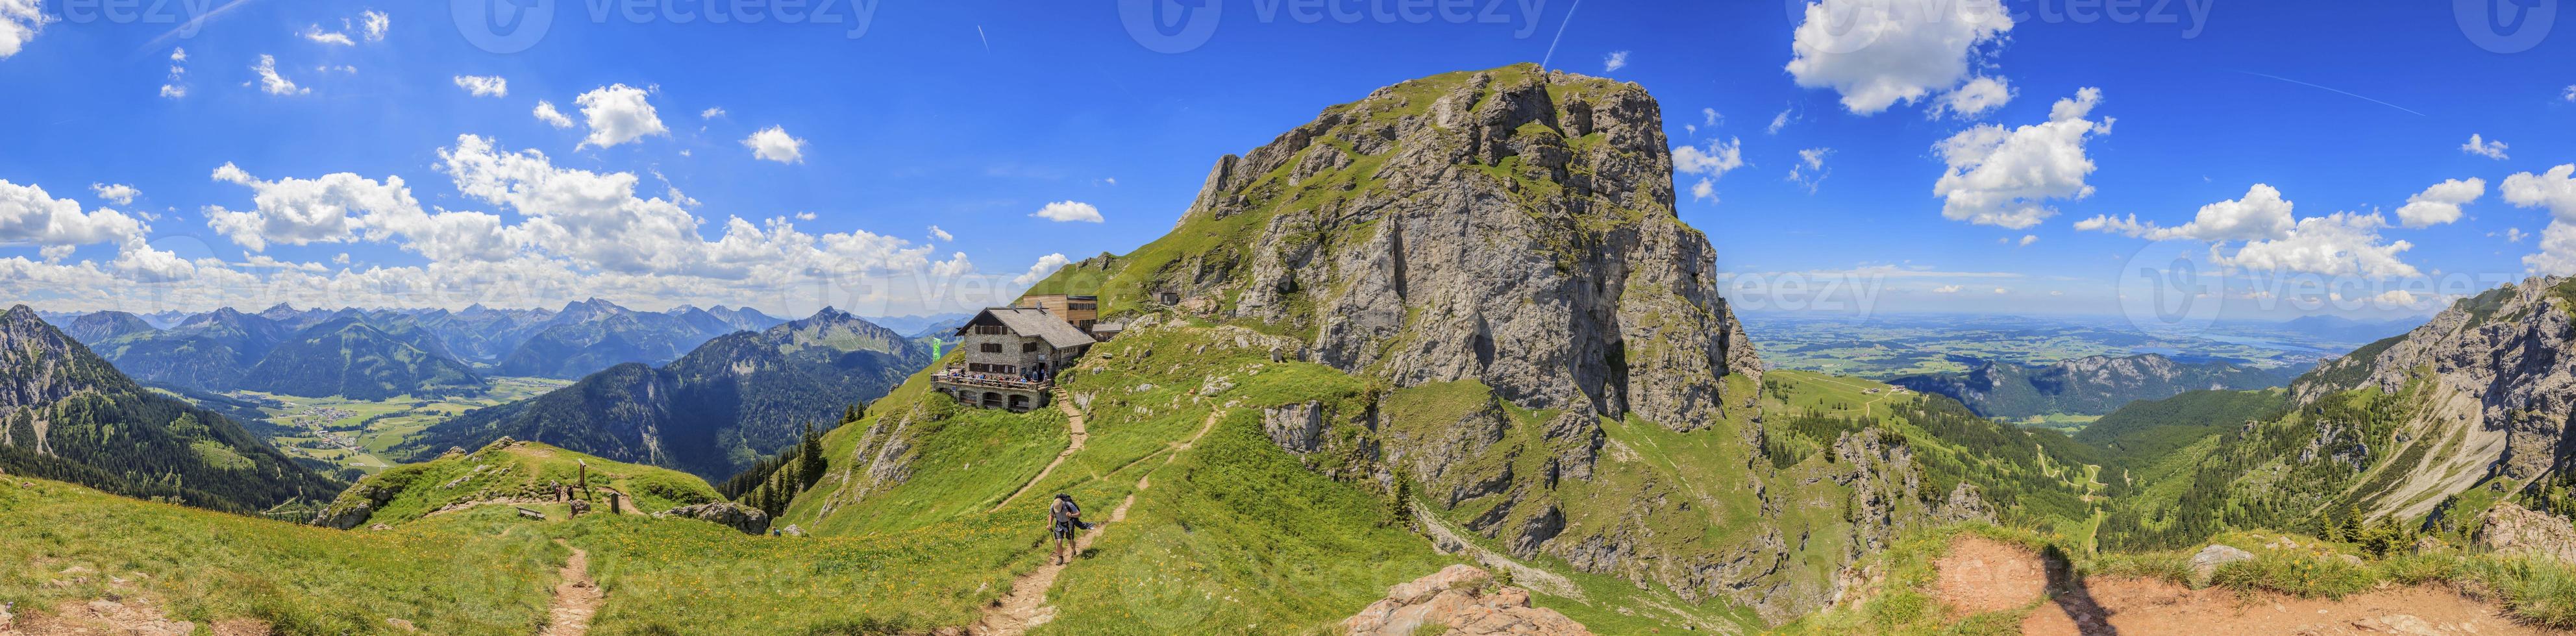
1058;498;1082;518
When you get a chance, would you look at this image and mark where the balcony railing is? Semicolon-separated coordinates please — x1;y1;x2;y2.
932;369;1052;391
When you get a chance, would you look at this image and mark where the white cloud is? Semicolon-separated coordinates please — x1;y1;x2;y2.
533;101;574;128
1785;0;2014;116
0;0;45;59
0;180;149;246
700;106;726;119
302;24;354;45
573;84;669;149
1931;88;2111;228
1702;108;1719;127
2018;234;2037;247
929;225;954;241
1031;201;1104;223
251;55;308;95
2564;86;2576;102
742;126;806;164
2502;164;2576;275
454;75;508;97
1766;110;1791;134
361;10;388;42
2508;227;2528;243
2462;134;2510;160
1933;75;2012;119
1690;178;1715;201
315;64;356;74
2077;184;2295;241
159;47;188;99
2392;177;2484;228
1932;284;1962;293
203;162;428;252
1014;253;1071;286
90;183;139;205
1672;137;1745;178
2213;211;2419;279
1789;147;1831;191
793;212;817;221
1603;51;1629;71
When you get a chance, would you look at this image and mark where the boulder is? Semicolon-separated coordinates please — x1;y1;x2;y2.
654;502;770;535
1343;565;1591;635
2189;544;2255;585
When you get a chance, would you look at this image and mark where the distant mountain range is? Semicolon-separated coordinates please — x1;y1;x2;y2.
862;313;972;336
395;308;932;482
0;305;340;513
43;300;790;398
1889;353;2304;419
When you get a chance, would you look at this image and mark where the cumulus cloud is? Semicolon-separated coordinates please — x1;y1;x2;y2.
1690;178;1715;201
0;180;149;246
1932;284;1962;293
2462;134;2509;160
1786;0;2014;116
91;183;139;205
2213;212;2418;278
1933;76;2012;119
1767;110;1791;134
533;101;574;128
700;106;726;119
1672;137;1745;178
251;55;308;95
454;75;508;97
1030;201;1104;223
742;126;806;164
1702;108;1719;127
2508;227;2528;243
1014;253;1070;286
1603;51;1629;71
929;225;953;241
1931;88;2112;228
2077;184;2295;241
203;162;428;251
2392;177;2484;228
2018;234;2036;247
573;84;668;149
2080;184;2421;279
361;10;388;42
2502;164;2576;275
0;0;45;59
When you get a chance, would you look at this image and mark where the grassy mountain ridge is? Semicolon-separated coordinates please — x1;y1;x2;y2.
1889;352;2301;420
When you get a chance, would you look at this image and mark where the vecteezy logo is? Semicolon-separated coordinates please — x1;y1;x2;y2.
454;0;556;54
2457;0;2557;53
2114;241;2225;337
1119;0;1222;54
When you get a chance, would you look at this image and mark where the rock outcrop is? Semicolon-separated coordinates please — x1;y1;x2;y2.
1342;565;1591;636
1159;64;1759;431
654;502;771;535
2474;501;2576;563
2293;276;2575;482
2189;544;2254;585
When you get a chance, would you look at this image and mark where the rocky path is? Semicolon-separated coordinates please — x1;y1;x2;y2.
968;409;1225;635
989;389;1090;513
540;540;602;636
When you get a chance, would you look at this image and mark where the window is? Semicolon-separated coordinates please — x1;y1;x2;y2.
980;343;1003;354
1022;343;1038;352
972;324;1008;336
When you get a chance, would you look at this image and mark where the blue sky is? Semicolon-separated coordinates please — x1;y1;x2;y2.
1;0;2571;322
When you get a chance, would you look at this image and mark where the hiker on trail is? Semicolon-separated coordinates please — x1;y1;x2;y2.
1048;493;1093;565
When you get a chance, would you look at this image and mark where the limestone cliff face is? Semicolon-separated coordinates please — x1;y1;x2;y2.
2292;276;2576;483
1164;64;1759;432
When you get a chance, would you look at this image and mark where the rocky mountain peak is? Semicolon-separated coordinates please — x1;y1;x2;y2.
1144;64;1757;430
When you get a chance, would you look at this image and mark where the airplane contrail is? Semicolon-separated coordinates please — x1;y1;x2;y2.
2235;70;2426;117
1539;0;1583;70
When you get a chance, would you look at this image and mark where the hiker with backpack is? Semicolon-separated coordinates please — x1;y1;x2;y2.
1048;493;1094;565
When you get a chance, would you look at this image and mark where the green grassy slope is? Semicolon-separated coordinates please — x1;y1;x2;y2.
319;439;721;528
